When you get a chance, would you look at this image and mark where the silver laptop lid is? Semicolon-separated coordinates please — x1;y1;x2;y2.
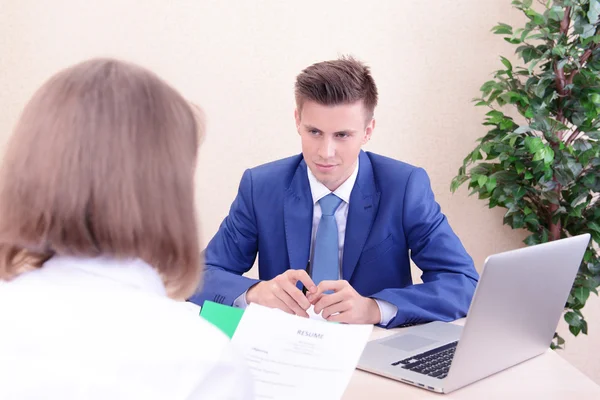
444;234;590;393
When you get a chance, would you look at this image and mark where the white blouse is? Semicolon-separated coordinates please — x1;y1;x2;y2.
0;256;254;400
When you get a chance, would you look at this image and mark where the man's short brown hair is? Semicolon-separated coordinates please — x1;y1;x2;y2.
0;58;203;300
294;56;378;120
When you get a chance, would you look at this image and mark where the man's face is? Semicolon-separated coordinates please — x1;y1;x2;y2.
295;100;374;191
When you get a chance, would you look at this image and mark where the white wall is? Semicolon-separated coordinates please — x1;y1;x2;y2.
1;0;598;384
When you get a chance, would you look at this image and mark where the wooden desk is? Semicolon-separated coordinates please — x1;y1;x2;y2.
343;324;600;399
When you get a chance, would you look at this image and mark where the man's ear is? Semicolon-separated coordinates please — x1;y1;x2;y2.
362;118;375;145
294;108;301;133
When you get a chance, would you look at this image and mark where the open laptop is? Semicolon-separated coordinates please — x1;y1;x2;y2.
357;234;590;394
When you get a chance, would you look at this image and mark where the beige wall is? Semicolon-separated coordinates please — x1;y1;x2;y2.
1;0;598;384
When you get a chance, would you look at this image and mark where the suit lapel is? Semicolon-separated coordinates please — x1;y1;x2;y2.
283;159;313;274
342;151;380;282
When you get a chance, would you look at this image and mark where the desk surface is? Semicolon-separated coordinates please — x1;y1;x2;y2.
344;324;600;399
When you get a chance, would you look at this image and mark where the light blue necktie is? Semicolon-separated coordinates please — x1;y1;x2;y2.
312;193;343;286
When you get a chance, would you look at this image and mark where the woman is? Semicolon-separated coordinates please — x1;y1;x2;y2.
0;59;254;399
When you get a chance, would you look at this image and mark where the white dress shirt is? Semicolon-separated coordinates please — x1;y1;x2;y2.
0;256;254;400
235;159;398;326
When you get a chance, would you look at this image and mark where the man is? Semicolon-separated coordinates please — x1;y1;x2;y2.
190;57;479;328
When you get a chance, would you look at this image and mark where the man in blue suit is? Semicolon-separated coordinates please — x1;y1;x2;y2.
190;57;478;328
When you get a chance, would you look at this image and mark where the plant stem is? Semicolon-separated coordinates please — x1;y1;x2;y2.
560;6;571;34
547;6;573;241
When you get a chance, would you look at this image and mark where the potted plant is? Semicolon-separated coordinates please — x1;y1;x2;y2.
451;0;600;348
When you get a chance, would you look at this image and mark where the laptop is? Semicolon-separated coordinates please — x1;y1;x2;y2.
357;234;590;394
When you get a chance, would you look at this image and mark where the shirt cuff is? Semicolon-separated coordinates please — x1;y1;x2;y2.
233;290;249;309
374;299;398;326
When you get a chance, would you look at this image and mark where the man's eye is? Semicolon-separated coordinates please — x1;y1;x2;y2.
310;129;320;135
336;133;349;138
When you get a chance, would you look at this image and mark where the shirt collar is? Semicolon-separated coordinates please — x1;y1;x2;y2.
307;158;359;204
42;255;167;296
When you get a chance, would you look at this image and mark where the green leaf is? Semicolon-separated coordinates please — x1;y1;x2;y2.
525;137;545;154
525;171;534;179
450;175;469;192
477;175;488;187
557;58;568;69
524;233;539;246
485;177;497;192
516;162;526;174
542;190;560;205
569;324;582;336
488;89;504;104
547;6;564;22
486;110;504;118
512;213;525;229
589;221;600;234
588;0;600;25
581;24;596;39
524;213;540;229
534;79;550;98
582;34;600;45
515;186;527;199
486;110;505;125
521;47;539;63
520;28;532;41
554;332;565;348
552;45;566;57
480;80;497;94
565;311;582;327
528;58;541;75
500;56;513;71
571;193;588;208
566;160;583;177
525;9;546;25
524;107;535;119
505;37;522;44
514;125;533;134
500;118;514;130
574;287;591;304
492;23;513;35
543;147;555;164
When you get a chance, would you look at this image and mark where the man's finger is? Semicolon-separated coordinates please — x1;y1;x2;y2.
279;279;311;310
316;280;347;293
306;292;324;305
270;298;295;315
286;269;317;294
322;300;350;319
313;291;345;314
308;280;348;304
274;286;309;317
326;311;350;324
308;280;347;305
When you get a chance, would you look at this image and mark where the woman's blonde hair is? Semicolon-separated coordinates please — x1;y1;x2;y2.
0;58;203;300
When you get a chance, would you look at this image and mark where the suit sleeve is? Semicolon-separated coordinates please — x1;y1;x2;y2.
188;169;261;306
370;168;479;328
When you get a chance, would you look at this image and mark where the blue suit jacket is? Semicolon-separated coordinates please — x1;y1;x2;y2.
190;151;479;328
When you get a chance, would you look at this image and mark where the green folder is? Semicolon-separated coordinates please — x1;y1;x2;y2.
200;301;244;338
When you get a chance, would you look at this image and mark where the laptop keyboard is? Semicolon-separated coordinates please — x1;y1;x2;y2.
391;341;458;379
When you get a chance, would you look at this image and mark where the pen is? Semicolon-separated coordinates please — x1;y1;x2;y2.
302;259;311;295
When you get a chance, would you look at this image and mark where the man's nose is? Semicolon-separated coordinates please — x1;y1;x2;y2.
318;137;336;159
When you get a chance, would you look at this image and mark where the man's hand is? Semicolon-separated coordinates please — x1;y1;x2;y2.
308;280;381;324
246;269;317;317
